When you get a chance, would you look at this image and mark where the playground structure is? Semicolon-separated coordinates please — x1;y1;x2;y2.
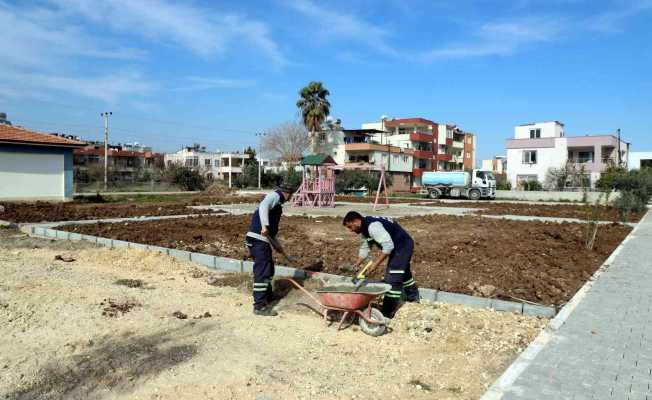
292;154;389;210
292;154;337;208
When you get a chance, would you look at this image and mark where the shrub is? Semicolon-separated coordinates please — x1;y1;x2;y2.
495;174;511;190
335;170;386;194
522;180;543;191
614;191;647;222
597;167;652;205
162;165;206;191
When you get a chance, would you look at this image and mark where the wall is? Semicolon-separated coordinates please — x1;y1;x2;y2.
514;121;563;139
0;144;71;201
628;152;652;170
506;138;567;188
496;190;619;203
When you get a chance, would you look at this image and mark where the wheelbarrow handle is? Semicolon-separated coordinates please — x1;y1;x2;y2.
279;278;324;308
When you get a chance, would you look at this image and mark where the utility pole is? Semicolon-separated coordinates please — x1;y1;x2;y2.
255;132;267;190
617;128;621;166
101;112;112;191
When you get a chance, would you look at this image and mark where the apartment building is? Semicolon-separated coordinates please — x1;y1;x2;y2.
361;117;476;187
506;121;629;189
481;156;507;174
164;144;250;187
329;128;414;192
74;141;164;182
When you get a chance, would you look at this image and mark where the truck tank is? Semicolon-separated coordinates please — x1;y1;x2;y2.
422;171;469;187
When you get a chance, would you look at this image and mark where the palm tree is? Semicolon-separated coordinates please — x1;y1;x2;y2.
296;81;330;154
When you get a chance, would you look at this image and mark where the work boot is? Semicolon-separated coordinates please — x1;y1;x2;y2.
253;306;278;317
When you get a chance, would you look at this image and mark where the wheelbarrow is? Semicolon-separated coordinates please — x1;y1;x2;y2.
281;278;391;337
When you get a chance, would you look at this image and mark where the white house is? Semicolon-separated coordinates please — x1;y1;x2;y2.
164;145;250;187
628;152;652;170
506;121;629;189
0;123;86;201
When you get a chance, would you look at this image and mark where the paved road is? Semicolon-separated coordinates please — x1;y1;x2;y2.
483;210;652;400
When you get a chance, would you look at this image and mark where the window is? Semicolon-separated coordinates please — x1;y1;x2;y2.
522;150;537;164
403;155;408;163
214;159;220;167
446;129;453;139
577;151;594;163
167;160;172;167
466;152;470;158
205;159;212;167
529;129;541;139
393;154;399;162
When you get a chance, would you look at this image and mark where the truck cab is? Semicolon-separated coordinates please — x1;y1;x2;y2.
472;169;497;199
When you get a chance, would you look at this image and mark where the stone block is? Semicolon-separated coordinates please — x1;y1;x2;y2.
523;303;556;317
490;298;524;314
214;257;242;272
436;291;491;309
128;242;148;251
112;240;130;249
146;245;169;255
190;252;216;269
169;249;191;262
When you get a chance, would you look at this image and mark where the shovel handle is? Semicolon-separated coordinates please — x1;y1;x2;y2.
356;260;374;280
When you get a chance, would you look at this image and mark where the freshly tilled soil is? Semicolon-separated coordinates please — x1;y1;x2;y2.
410;201;642;222
61;214;632;306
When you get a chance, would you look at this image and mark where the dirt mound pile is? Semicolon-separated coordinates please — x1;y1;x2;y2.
202;182;235;197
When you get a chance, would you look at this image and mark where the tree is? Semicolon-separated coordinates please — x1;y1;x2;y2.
296;81;331;154
544;161;588;191
261;121;310;165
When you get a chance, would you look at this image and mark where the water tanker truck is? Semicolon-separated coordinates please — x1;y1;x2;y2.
421;169;496;200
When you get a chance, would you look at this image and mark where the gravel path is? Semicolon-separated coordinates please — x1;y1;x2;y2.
0;229;546;400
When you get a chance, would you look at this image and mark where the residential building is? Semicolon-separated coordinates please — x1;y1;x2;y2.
629;152;652;170
361;117;476;187
164;144;250;187
0;122;86;201
506;121;629;189
329;128;414;192
481;156;507;174
74;141;164;183
0;112;11;126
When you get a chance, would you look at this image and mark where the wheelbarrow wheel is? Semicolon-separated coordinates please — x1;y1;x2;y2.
359;308;387;337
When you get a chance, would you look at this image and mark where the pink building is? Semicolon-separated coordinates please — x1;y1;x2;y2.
506;121;629;189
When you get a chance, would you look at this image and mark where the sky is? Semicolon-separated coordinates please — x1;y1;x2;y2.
1;0;651;163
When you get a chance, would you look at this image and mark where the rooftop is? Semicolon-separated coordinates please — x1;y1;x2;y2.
0;124;86;147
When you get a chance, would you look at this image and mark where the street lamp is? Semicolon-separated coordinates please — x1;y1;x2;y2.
255;132;267;190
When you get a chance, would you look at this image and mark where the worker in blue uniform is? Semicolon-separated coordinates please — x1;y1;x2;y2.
245;184;296;316
343;211;420;318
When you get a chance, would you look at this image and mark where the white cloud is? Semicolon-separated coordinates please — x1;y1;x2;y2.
585;0;652;33
174;76;256;91
284;0;398;57
0;2;144;70
421;18;564;60
50;0;286;64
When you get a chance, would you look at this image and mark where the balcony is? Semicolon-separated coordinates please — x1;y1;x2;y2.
410;132;433;143
436;153;451;161
452;141;464;149
452;155;464;163
412;149;433;159
412;168;424;177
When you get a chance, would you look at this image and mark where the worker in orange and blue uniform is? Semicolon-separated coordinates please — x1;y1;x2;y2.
343;211;420;318
245;184;296;316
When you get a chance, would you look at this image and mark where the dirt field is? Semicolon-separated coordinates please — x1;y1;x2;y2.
0;229;546;400
60;214;631;306
410;201;641;222
0;195;262;224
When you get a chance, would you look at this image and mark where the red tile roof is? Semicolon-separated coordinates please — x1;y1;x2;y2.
0;124;86;147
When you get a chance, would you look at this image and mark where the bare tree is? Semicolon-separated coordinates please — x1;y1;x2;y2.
262;121;310;164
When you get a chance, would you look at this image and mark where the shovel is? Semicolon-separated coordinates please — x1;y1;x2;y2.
268;236;297;265
352;260;374;291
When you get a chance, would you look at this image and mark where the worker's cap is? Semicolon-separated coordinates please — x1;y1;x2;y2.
276;183;297;193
